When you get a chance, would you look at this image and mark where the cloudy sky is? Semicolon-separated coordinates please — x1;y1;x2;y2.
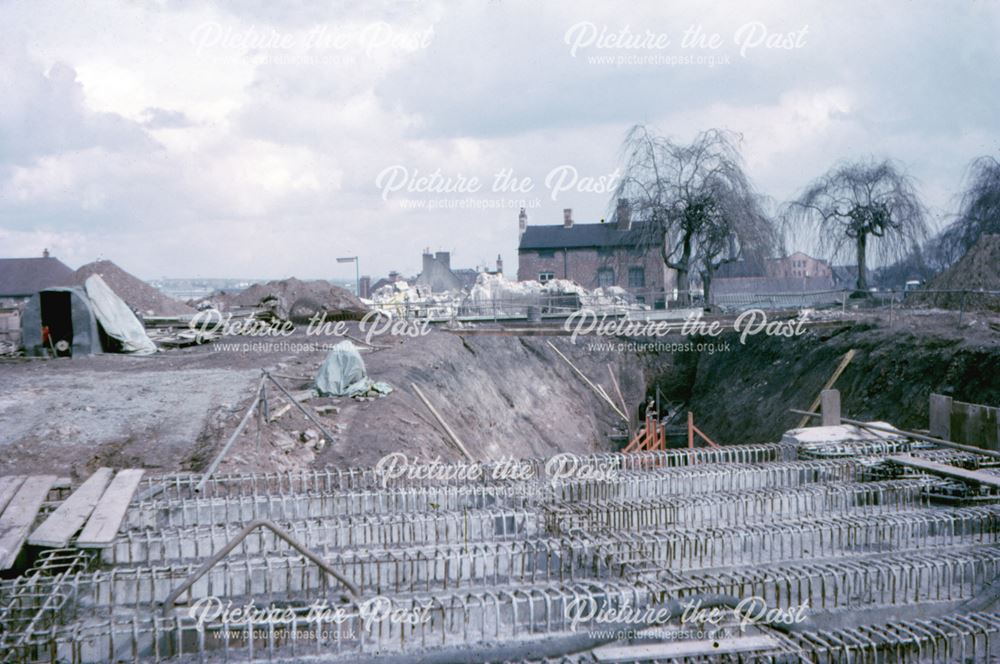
1;0;998;281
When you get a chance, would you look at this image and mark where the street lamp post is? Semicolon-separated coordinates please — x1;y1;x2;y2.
336;256;360;296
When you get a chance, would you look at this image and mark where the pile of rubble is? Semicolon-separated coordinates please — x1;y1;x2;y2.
206;277;367;322
73;260;194;317
368;272;633;318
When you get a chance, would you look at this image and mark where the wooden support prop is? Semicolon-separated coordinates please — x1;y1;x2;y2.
546;341;628;422
606;364;632;436
412;383;474;462
0;476;26;515
196;375;266;493
264;372;337;448
0;475;58;569
76;469;144;548
798;349;856;428
29;468;113;548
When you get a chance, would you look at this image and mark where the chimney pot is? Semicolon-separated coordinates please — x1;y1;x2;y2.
563;208;573;228
43;248;50;258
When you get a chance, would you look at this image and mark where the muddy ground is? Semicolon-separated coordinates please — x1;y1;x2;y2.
0;310;997;479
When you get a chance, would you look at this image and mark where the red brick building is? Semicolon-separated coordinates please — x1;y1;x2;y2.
516;202;674;308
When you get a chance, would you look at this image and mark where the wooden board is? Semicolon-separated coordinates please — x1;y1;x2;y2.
888;454;1000;489
76;469;144;548
0;476;26;515
28;468;114;548
593;635;779;661
0;475;58;570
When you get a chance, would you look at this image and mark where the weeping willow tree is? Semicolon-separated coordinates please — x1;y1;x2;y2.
785;159;928;293
612;125;777;305
936;155;1000;266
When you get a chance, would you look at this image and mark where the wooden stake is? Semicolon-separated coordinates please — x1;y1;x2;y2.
546;341;628;422
797;349;856;428
412;383;474;462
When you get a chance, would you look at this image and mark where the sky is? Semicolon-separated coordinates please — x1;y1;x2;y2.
1;0;998;281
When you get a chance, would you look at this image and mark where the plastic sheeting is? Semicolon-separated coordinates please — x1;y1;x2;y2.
315;340;394;398
84;274;157;355
315;340;367;396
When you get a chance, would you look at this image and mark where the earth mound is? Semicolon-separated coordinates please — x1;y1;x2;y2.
217;278;367;322
74;260;194;316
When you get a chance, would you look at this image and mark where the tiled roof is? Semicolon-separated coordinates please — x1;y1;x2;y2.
518;222;656;250
0;257;75;297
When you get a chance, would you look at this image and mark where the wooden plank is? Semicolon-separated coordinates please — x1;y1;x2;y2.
888;454;1000;489
0;476;26;515
76;469;144;548
0;475;58;569
593;635;779;661
28;468;114;548
798;348;856;428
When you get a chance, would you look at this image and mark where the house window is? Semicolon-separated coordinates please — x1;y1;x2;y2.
597;267;614;288
538;272;555;283
628;267;645;288
538;250;555;258
597;247;614;257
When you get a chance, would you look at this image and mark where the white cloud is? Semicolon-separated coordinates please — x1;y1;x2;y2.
0;0;998;280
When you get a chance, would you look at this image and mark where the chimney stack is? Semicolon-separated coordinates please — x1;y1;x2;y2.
518;208;527;237
496;254;503;274
563;208;573;228
615;198;632;231
43;248;50;258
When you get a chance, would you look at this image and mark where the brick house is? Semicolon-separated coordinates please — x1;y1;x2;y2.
516;201;674;308
766;251;832;279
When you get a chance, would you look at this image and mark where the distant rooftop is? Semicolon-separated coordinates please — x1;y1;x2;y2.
518;221;655;251
0;253;75;298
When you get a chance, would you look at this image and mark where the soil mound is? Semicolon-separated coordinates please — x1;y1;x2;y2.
74;260;194;316
921;234;1000;310
218;278;367;322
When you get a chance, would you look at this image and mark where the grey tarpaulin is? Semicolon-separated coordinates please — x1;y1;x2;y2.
84;274;157;355
315;340;393;397
315;340;367;396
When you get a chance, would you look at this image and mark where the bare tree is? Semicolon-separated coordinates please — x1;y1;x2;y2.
696;180;777;306
937;155;1000;265
785;159;928;293
613;125;775;305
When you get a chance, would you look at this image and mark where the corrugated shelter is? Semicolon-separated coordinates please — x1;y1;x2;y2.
20;287;103;357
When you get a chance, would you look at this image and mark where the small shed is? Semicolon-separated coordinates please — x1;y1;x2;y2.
21;287;103;357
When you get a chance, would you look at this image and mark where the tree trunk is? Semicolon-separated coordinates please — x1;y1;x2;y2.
702;268;713;309
675;234;693;306
855;232;868;293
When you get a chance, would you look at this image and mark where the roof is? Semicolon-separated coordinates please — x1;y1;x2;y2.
518;222;656;251
0;257;75;297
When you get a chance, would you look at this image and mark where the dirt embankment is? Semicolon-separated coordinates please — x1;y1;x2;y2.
652;320;1000;444
2;313;996;479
